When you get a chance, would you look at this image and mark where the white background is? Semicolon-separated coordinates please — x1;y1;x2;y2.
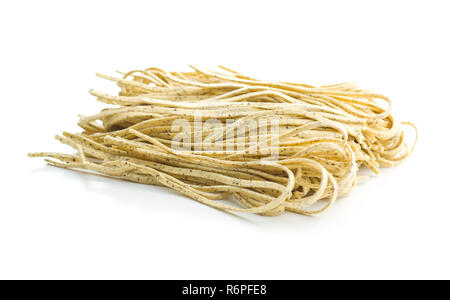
1;0;449;280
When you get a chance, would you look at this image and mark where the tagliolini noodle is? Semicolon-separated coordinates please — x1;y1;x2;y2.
29;66;417;216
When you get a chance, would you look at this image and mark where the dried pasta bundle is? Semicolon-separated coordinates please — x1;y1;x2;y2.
29;66;417;216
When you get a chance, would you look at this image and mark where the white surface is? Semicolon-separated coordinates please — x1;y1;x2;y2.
1;0;449;280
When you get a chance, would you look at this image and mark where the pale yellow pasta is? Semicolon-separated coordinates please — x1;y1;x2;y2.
29;66;417;216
